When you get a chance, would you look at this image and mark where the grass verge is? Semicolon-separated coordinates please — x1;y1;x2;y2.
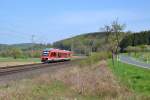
0;57;40;67
0;57;40;62
108;59;150;98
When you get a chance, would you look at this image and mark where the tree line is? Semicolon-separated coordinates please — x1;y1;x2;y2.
53;30;150;55
119;31;150;52
0;43;52;59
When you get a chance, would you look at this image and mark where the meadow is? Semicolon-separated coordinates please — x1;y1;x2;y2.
0;57;40;67
108;59;150;98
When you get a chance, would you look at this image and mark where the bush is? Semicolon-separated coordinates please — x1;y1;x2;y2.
0;49;41;59
79;51;111;67
10;48;23;59
0;50;10;57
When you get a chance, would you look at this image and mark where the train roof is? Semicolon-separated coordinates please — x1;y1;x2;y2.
43;48;54;51
43;48;71;53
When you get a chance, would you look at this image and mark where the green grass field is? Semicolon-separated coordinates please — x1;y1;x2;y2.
108;59;150;97
0;57;40;63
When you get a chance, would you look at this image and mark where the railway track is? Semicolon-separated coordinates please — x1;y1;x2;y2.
0;61;71;76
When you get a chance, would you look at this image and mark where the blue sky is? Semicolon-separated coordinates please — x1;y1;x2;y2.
0;0;149;44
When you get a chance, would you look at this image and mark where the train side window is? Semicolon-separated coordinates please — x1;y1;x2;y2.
54;52;56;57
51;52;56;57
58;53;61;58
50;52;53;57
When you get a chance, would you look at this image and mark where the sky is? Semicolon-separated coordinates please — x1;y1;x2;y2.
0;0;149;44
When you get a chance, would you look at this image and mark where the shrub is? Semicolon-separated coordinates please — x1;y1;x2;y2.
79;51;111;67
10;48;23;59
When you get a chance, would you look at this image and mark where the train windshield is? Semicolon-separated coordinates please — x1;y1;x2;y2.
42;51;49;56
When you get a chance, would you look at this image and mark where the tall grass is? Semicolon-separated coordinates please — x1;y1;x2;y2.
53;61;134;99
79;51;111;67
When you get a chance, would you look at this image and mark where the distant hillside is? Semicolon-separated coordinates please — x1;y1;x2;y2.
0;43;53;58
0;44;10;51
53;32;107;54
53;30;150;54
0;43;52;51
11;43;52;50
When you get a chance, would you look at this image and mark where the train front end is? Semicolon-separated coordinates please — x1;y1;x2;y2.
41;48;52;63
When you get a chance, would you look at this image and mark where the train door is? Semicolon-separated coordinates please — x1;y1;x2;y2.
50;52;57;59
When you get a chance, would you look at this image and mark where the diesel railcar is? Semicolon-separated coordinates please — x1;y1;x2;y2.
41;48;72;63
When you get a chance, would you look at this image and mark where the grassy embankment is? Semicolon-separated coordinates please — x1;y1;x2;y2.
0;57;40;62
108;59;150;98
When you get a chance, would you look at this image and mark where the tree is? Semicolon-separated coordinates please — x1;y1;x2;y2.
101;19;126;66
111;19;126;54
11;48;23;59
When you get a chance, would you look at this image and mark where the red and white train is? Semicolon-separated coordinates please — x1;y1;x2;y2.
41;48;72;63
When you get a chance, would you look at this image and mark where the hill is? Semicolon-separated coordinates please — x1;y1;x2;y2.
11;43;52;51
53;32;107;55
0;43;52;51
54;30;150;54
0;44;10;51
